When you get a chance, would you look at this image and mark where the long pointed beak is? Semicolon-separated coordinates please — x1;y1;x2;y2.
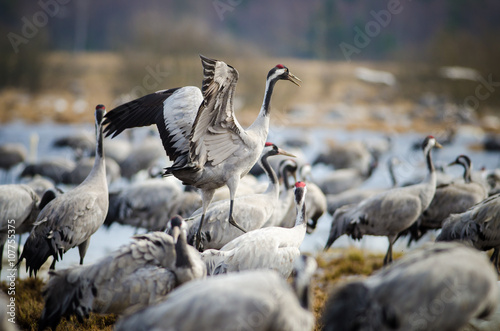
287;72;302;87
172;226;181;244
447;160;458;167
278;148;296;158
435;141;443;149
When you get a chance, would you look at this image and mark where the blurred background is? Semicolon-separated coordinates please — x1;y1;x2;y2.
0;0;499;129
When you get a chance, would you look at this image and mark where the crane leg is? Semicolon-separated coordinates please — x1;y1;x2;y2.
49;257;56;270
228;199;247;233
195;214;206;252
195;190;215;252
383;237;394;265
78;239;90;265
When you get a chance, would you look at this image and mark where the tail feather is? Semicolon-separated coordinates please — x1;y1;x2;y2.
18;234;54;277
324;205;353;251
38;268;94;331
436;214;477;244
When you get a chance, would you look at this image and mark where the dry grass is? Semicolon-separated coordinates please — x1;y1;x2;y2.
0;278;116;331
311;247;403;330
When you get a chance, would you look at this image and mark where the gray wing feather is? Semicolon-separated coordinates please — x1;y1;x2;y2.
189;56;244;167
39;232;178;329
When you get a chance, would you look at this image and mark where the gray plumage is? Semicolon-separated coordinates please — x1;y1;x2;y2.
462;281;500;331
201;181;307;278
316;159;378;195
184;143;294;251
62;156;121;185
118;135;165;179
19;105;109;276
104;177;182;232
38;216;205;331
437;193;500;271
166;190;202;220
295;164;327;233
321;242;499;331
408;155;488;243
24;176;57;198
325;156;400;216
0;143;26;171
115;255;316;331
263;158;298;227
53;131;95;157
325;136;442;264
0;184;39;274
20;158;76;184
103;55;300;251
313;140;374;174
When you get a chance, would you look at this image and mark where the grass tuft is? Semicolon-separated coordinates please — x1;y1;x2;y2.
1;278;116;331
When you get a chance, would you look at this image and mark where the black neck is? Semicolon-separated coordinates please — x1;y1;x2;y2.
281;164;296;190
96;122;104;158
299;284;311;310
260;151;278;186
425;146;434;174
299;203;307;226
175;232;192;269
262;79;277;117
463;162;471;183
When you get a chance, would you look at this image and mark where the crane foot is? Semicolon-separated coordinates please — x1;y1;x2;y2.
229;216;247;233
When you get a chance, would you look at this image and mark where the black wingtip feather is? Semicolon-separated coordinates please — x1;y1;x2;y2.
19;234;55;278
39;269;91;331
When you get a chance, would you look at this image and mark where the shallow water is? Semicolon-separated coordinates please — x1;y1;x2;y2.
1;121;498;280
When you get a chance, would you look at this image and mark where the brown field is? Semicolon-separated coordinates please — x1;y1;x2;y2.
1;52;498;134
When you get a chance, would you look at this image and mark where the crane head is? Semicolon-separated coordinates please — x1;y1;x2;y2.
267;64;302;87
422;135;443;151
263;142;296;158
95;104;106;124
294;181;307;205
168;215;186;243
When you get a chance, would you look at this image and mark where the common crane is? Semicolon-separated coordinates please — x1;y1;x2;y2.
18;105;109;276
324;136;442;264
103;55;300;250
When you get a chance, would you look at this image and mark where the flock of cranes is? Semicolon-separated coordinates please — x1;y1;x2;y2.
1;55;500;330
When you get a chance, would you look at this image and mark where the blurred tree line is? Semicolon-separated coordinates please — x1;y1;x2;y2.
0;0;499;109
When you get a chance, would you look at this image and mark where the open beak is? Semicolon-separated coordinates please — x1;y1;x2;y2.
172;226;181;244
435;141;443;149
287;72;302;87
278;148;296;158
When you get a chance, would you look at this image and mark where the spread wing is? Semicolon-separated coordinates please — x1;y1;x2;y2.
103;87;203;166
189;55;245;167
